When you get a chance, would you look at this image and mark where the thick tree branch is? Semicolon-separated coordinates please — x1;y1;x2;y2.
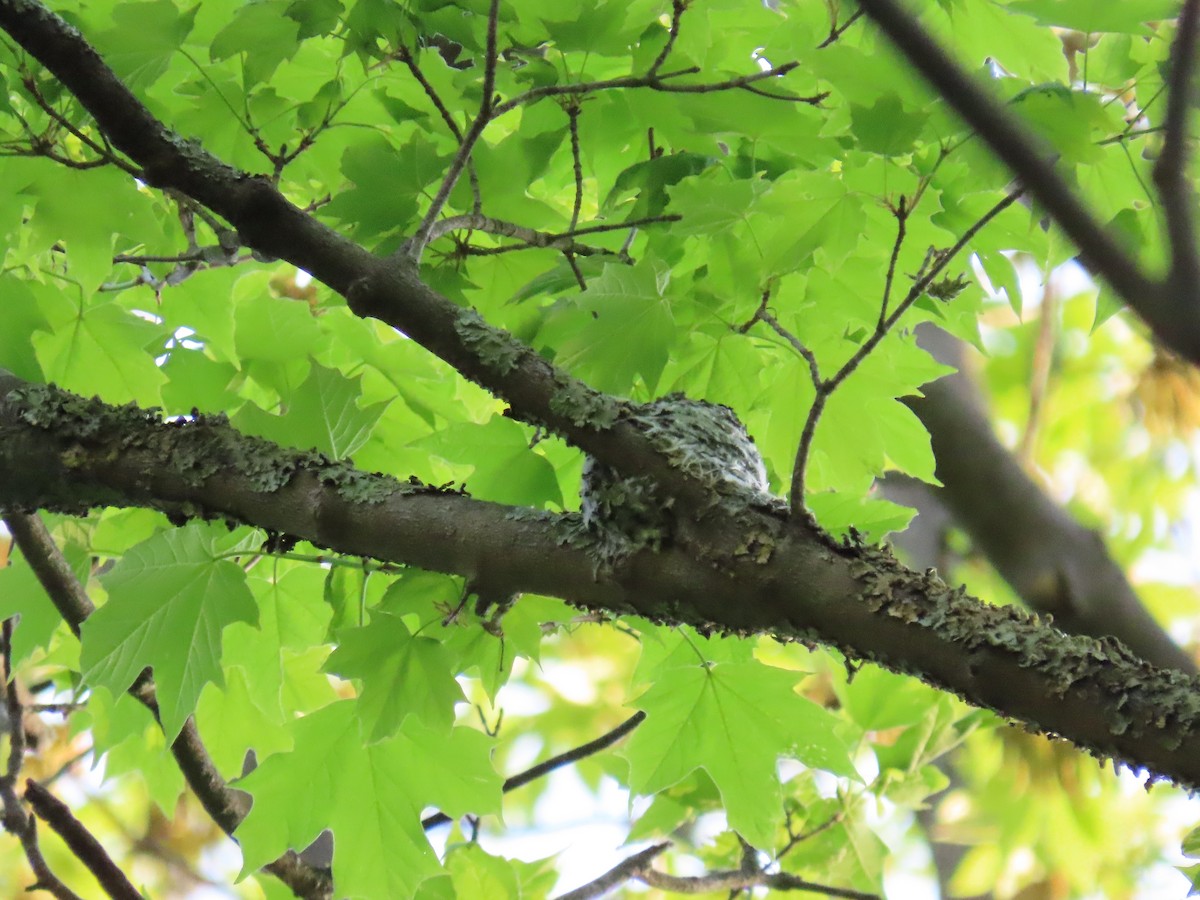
902;325;1195;674
5;377;1200;793
1155;0;1200;295
854;0;1200;364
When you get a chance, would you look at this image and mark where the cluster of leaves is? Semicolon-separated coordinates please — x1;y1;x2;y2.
0;0;1195;898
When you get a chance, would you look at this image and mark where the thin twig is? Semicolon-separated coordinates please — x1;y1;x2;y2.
490;62;814;119
777;810;844;860
787;188;1024;514
553;842;671;900
853;0;1159;337
1153;0;1200;294
878;195;909;329
641;866;878;898
18;69;141;176
0;617;83;900
24;779;141;900
566;101;586;289
424;212;677;258
741;289;822;387
648;0;686;77
397;45;482;214
408;0;501;257
818;8;864;49
423;711;646;830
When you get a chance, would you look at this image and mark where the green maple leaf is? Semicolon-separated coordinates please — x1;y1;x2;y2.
233;362;390;459
236;700;502;898
81;522;259;740
325;611;465;741
538;263;675;393
623;661;854;847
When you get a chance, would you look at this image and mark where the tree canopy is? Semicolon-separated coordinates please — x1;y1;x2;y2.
0;0;1199;897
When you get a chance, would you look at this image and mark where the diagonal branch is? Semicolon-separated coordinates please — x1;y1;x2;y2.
852;0;1200;363
2;512;332;900
5;375;1200;792
422;711;646;830
554;842;671;900
23;779;141;900
784;187;1024;515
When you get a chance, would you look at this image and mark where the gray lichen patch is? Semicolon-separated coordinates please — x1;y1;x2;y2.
454;308;524;375
5;382;440;509
841;539;1200;783
548;380;621;430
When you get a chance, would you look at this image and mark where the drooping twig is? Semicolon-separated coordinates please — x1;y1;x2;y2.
423;711;646;830
2;513;331;900
1153;0;1200;295
24;779;141;900
565;101;587;288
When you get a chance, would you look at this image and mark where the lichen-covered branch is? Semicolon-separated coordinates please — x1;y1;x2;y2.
5;375;1200;792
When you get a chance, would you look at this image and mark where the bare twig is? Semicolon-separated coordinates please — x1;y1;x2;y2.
818;8;864;49
786;188;1024;514
17;69;141;176
0;618;83;900
1154;0;1200;295
424;212;676;259
397;45;482;214
408;0;501;256
648;0;687;77
879;195;909;328
491;62;816;118
553;842;671;900
24;779;141;900
566;101;587;288
553;832;875;900
423;711;646;830
641;866;878;898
